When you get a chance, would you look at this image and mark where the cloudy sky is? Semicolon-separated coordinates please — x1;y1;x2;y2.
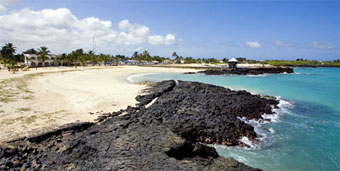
0;0;339;60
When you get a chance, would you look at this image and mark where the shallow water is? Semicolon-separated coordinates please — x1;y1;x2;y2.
130;67;340;171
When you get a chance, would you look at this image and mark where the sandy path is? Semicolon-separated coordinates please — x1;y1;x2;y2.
0;66;199;142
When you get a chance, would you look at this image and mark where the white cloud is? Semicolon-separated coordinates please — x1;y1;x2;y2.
0;8;176;54
245;41;261;48
0;3;6;13
274;40;294;47
118;19;132;30
0;0;20;12
116;19;150;45
149;34;176;45
133;47;142;52
311;41;336;49
0;0;21;5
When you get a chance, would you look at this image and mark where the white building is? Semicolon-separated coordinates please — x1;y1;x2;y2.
24;54;57;67
228;58;239;69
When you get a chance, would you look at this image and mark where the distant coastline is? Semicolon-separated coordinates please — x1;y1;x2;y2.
264;60;340;67
268;64;340;68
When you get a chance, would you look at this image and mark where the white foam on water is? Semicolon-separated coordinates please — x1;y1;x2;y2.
247;74;269;77
126;73;157;83
224;86;262;95
269;128;275;134
274;96;295;114
212;144;251;163
239;137;256;149
283;72;314;76
261;96;294;125
238;117;261;127
247;72;299;77
262;113;279;123
236;117;262;149
234;96;294;149
279;72;297;76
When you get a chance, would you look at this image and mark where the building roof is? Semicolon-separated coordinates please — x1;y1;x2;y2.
23;54;37;57
24;54;56;57
228;58;238;63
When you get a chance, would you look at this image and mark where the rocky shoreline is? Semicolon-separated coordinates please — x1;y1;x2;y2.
0;80;279;170
186;67;293;75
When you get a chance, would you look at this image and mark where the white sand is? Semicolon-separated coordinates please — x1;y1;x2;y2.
0;66;199;142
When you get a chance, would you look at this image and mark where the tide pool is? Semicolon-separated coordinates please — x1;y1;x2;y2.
131;67;340;171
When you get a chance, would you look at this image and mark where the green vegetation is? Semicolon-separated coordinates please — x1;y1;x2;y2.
16;107;31;112
0;43;21;73
25;115;38;124
264;59;340;67
0;69;84;104
0;110;68;126
37;46;50;67
1;115;37;125
0;79;31;103
1;42;339;68
23;48;38;54
0;72;48;103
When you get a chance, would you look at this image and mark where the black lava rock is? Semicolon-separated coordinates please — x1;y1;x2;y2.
196;67;293;75
0;80;277;170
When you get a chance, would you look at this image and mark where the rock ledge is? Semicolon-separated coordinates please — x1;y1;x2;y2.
0;80;279;170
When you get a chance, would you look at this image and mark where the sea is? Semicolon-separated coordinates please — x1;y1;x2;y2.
128;67;340;171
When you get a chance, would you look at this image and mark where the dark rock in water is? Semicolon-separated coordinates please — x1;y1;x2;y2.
0;80;278;170
183;72;197;74
135;81;278;145
195;67;293;75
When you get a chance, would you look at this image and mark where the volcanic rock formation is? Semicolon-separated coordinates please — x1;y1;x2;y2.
0;80;279;170
186;67;293;75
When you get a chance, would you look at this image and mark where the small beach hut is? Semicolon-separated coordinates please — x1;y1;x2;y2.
228;58;238;69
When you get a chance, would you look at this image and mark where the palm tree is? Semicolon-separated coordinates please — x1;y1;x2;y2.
133;51;139;62
55;55;62;66
0;54;2;70
141;50;152;62
37;46;50;68
79;54;89;67
23;48;37;54
1;43;16;68
99;54;111;66
87;50;98;65
68;49;83;68
57;53;67;66
1;43;18;73
172;52;178;59
75;49;84;56
65;53;75;67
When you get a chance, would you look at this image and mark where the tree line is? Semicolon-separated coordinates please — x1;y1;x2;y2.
1;43;339;69
0;43;121;68
264;59;340;67
0;43;230;68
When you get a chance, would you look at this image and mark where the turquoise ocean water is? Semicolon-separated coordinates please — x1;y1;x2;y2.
129;67;340;171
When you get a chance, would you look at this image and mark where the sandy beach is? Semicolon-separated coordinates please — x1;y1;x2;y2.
0;66;199;142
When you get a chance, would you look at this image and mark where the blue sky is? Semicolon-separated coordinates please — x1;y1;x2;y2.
1;0;339;60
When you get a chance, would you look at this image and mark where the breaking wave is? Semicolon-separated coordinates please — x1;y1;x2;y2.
247;74;269;77
236;97;294;149
126;73;157;83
